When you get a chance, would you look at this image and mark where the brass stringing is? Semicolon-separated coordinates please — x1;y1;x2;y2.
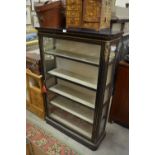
104;42;110;62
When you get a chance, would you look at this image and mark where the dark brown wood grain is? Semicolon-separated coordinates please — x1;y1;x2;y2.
35;1;65;28
109;61;129;127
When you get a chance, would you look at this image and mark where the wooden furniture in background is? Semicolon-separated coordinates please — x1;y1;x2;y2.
26;143;31;155
26;69;45;119
82;0;112;30
66;0;112;31
109;61;129;127
26;139;33;155
36;27;122;150
35;1;65;28
66;0;83;28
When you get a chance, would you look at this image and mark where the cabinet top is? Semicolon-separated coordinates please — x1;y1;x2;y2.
111;18;129;24
36;27;123;41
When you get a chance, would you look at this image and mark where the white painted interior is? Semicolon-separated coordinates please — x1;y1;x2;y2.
49;79;96;108
45;49;99;65
56;57;98;80
48;68;97;89
50;95;94;124
56;39;101;59
50;108;93;139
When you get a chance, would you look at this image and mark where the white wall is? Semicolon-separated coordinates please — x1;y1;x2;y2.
115;0;129;7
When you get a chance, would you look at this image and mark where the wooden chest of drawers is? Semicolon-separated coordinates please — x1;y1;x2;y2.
83;0;101;22
66;0;82;28
66;0;112;31
83;0;112;31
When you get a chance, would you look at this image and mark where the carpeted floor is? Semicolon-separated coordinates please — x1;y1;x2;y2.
27;110;129;155
27;120;79;155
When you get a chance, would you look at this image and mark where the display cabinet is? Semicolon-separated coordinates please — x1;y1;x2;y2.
36;27;122;150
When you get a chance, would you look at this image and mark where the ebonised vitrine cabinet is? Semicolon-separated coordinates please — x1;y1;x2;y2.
36;27;122;150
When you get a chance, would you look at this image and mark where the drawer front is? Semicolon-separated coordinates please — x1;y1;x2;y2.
83;0;101;22
67;17;81;27
66;10;81;18
82;22;99;30
66;4;82;11
66;4;82;10
66;0;82;5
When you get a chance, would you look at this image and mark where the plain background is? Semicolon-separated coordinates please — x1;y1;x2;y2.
0;0;155;155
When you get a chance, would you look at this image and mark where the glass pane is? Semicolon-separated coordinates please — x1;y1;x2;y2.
43;38;101;65
43;37;54;52
44;54;55;73
43;37;102;140
46;91;56;103
99;118;106;135
104;87;110;104
124;22;129;33
106;64;113;85
101;104;108;119
55;39;100;65
48;103;93;139
46;77;56;88
44;38;100;90
109;45;116;63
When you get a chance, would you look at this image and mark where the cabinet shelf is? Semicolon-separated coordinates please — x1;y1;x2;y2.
50;107;92;139
50;95;94;124
48;68;97;90
49;84;96;109
45;49;99;66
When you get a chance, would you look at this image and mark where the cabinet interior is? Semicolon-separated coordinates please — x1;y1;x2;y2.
42;37;117;140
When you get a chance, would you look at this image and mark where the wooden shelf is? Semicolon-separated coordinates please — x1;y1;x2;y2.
45;49;99;66
49;84;96;109
48;68;97;90
50;107;92;139
50;95;94;124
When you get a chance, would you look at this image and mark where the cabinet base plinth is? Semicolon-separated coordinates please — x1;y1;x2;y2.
45;116;106;151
